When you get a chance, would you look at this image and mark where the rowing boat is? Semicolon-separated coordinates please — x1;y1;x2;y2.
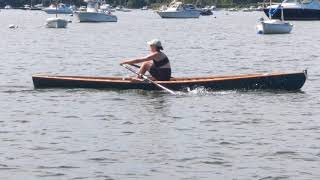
32;70;307;91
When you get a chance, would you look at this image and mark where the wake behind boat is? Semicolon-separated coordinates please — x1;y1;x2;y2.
32;70;307;91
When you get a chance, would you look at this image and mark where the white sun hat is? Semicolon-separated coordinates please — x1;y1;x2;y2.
147;39;163;50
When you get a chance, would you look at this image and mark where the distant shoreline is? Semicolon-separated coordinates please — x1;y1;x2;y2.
0;1;268;10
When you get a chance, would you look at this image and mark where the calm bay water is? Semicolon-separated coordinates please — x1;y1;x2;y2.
0;9;320;179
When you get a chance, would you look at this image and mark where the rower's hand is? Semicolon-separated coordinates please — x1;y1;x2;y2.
120;60;131;65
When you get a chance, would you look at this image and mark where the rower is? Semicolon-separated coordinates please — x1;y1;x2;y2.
120;39;171;81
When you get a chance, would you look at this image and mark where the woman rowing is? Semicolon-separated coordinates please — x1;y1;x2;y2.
120;39;171;81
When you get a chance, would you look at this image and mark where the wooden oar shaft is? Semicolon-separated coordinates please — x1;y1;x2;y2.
129;64;141;68
121;64;176;95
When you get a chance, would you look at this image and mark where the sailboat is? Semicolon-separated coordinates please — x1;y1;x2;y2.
45;0;68;28
257;3;293;34
263;0;320;20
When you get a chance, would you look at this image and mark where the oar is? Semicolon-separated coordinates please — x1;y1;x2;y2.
129;64;141;68
121;64;177;95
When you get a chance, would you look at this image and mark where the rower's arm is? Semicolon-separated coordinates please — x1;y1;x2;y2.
121;53;158;65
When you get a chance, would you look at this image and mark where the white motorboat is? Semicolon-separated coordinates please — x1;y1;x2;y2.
156;1;201;18
43;3;73;14
159;5;167;11
100;3;115;12
256;5;264;11
32;4;44;10
78;6;87;11
183;4;213;16
75;0;117;22
45;17;68;28
4;5;13;9
23;4;31;10
115;6;131;12
203;5;216;11
141;6;148;10
243;6;256;12
228;8;239;11
257;6;293;34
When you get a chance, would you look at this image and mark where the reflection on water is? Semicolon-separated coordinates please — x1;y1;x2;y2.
0;9;319;179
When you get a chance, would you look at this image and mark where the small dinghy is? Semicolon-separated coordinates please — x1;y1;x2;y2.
32;70;307;91
45;1;68;28
8;24;18;29
257;18;293;34
257;4;293;34
45;17;68;28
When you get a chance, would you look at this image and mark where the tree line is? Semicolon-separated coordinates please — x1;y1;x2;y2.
0;0;266;9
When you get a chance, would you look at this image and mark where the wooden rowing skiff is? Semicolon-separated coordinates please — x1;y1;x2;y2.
32;70;307;91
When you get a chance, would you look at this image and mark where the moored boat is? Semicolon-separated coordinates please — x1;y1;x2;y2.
45;17;68;28
100;3;115;12
32;70;307;91
115;5;131;12
75;0;117;22
228;8;239;12
141;6;148;10
263;0;320;20
156;1;201;18
257;4;293;34
31;4;44;10
256;18;293;34
4;5;13;9
43;3;73;14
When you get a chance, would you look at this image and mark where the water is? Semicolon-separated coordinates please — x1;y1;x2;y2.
0;9;320;179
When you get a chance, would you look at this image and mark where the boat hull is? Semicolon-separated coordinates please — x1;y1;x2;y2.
259;21;293;34
157;11;201;18
200;9;213;16
43;9;73;14
32;71;307;91
75;12;117;22
263;8;320;20
45;18;68;28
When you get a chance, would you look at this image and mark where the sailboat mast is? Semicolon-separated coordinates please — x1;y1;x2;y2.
269;0;272;19
56;0;58;18
281;5;284;21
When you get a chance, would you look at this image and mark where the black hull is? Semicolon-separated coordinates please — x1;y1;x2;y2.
32;71;307;91
200;10;213;16
264;8;320;20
